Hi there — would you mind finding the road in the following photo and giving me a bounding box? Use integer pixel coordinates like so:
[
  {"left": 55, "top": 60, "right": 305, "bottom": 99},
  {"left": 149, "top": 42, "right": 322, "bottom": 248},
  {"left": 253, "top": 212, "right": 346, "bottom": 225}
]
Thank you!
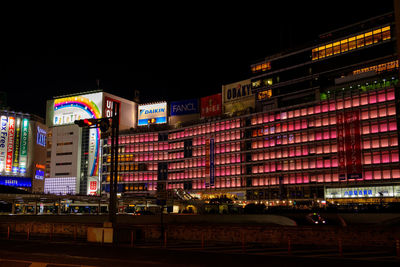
[{"left": 0, "top": 239, "right": 399, "bottom": 267}]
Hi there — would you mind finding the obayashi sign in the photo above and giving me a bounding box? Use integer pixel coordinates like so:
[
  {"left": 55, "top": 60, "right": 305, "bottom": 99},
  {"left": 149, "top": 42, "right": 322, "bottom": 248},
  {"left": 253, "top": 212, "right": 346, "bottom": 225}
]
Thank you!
[{"left": 222, "top": 79, "right": 253, "bottom": 103}]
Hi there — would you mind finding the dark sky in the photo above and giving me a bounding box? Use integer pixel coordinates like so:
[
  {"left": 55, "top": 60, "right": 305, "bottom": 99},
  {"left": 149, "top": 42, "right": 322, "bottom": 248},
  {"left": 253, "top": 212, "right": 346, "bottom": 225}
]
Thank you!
[{"left": 0, "top": 1, "right": 395, "bottom": 119}]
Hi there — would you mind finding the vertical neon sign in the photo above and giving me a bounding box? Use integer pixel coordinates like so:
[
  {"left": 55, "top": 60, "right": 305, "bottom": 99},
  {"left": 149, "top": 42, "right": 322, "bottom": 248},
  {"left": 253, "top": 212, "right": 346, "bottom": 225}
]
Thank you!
[
  {"left": 19, "top": 119, "right": 29, "bottom": 174},
  {"left": 12, "top": 118, "right": 21, "bottom": 173},
  {"left": 5, "top": 117, "right": 15, "bottom": 172},
  {"left": 0, "top": 116, "right": 8, "bottom": 172}
]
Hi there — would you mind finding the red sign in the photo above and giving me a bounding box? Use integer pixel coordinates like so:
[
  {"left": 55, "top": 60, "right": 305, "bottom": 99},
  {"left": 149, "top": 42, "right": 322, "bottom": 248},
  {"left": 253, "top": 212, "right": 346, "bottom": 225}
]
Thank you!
[
  {"left": 336, "top": 113, "right": 346, "bottom": 180},
  {"left": 205, "top": 139, "right": 210, "bottom": 187},
  {"left": 200, "top": 93, "right": 222, "bottom": 118},
  {"left": 104, "top": 96, "right": 121, "bottom": 120},
  {"left": 5, "top": 117, "right": 15, "bottom": 172},
  {"left": 344, "top": 110, "right": 362, "bottom": 179}
]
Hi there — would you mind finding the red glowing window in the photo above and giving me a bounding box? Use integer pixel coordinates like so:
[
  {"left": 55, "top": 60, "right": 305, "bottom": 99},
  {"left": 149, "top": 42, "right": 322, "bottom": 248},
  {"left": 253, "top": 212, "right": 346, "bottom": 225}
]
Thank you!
[
  {"left": 389, "top": 121, "right": 397, "bottom": 131},
  {"left": 387, "top": 89, "right": 395, "bottom": 100},
  {"left": 369, "top": 93, "right": 377, "bottom": 104},
  {"left": 391, "top": 151, "right": 399, "bottom": 162}
]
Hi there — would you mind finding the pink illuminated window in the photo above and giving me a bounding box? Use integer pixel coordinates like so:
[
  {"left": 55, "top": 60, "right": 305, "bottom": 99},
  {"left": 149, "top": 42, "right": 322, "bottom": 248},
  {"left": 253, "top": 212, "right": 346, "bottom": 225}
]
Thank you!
[
  {"left": 329, "top": 102, "right": 336, "bottom": 111},
  {"left": 372, "top": 152, "right": 381, "bottom": 164},
  {"left": 364, "top": 153, "right": 371, "bottom": 164},
  {"left": 361, "top": 109, "right": 369, "bottom": 120},
  {"left": 360, "top": 96, "right": 368, "bottom": 106},
  {"left": 389, "top": 120, "right": 397, "bottom": 131},
  {"left": 380, "top": 122, "right": 388, "bottom": 132},
  {"left": 369, "top": 93, "right": 377, "bottom": 104},
  {"left": 387, "top": 89, "right": 395, "bottom": 100},
  {"left": 288, "top": 122, "right": 294, "bottom": 131},
  {"left": 344, "top": 99, "right": 352, "bottom": 108},
  {"left": 322, "top": 103, "right": 329, "bottom": 112},
  {"left": 317, "top": 158, "right": 323, "bottom": 168},
  {"left": 391, "top": 151, "right": 399, "bottom": 162},
  {"left": 382, "top": 151, "right": 390, "bottom": 163},
  {"left": 390, "top": 136, "right": 398, "bottom": 146},
  {"left": 364, "top": 171, "right": 373, "bottom": 180},
  {"left": 379, "top": 105, "right": 387, "bottom": 117},
  {"left": 323, "top": 130, "right": 330, "bottom": 140},
  {"left": 370, "top": 108, "right": 378, "bottom": 119},
  {"left": 315, "top": 118, "right": 321, "bottom": 127},
  {"left": 374, "top": 170, "right": 382, "bottom": 180},
  {"left": 336, "top": 100, "right": 343, "bottom": 110},
  {"left": 392, "top": 169, "right": 400, "bottom": 179},
  {"left": 352, "top": 97, "right": 360, "bottom": 107},
  {"left": 371, "top": 123, "right": 379, "bottom": 133},
  {"left": 378, "top": 92, "right": 386, "bottom": 102}
]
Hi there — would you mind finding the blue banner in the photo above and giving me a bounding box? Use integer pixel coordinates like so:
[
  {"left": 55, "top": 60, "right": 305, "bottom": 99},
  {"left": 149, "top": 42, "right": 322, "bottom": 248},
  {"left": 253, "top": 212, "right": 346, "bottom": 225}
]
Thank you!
[
  {"left": 0, "top": 176, "right": 31, "bottom": 187},
  {"left": 210, "top": 138, "right": 215, "bottom": 186},
  {"left": 170, "top": 99, "right": 199, "bottom": 116}
]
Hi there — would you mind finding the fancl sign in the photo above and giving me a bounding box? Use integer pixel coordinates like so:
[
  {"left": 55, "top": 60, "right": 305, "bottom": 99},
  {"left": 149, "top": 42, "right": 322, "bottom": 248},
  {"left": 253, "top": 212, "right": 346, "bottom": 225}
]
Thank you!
[
  {"left": 170, "top": 99, "right": 199, "bottom": 116},
  {"left": 138, "top": 102, "right": 167, "bottom": 126}
]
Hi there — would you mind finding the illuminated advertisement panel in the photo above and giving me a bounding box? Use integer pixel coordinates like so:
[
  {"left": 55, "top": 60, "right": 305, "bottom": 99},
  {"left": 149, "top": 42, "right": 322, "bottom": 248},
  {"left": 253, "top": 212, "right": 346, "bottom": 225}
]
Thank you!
[
  {"left": 170, "top": 99, "right": 199, "bottom": 116},
  {"left": 0, "top": 176, "right": 31, "bottom": 187},
  {"left": 104, "top": 96, "right": 121, "bottom": 120},
  {"left": 87, "top": 177, "right": 98, "bottom": 195},
  {"left": 5, "top": 117, "right": 15, "bottom": 173},
  {"left": 53, "top": 93, "right": 103, "bottom": 126},
  {"left": 12, "top": 118, "right": 21, "bottom": 173},
  {"left": 0, "top": 116, "right": 8, "bottom": 172},
  {"left": 344, "top": 110, "right": 362, "bottom": 179},
  {"left": 19, "top": 118, "right": 29, "bottom": 174},
  {"left": 200, "top": 93, "right": 222, "bottom": 118},
  {"left": 138, "top": 102, "right": 167, "bottom": 126},
  {"left": 53, "top": 93, "right": 102, "bottom": 177},
  {"left": 222, "top": 79, "right": 253, "bottom": 103}
]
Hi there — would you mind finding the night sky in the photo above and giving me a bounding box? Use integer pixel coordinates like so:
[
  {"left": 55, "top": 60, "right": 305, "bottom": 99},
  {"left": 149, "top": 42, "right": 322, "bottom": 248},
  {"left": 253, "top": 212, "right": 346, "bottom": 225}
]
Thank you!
[{"left": 0, "top": 1, "right": 395, "bottom": 119}]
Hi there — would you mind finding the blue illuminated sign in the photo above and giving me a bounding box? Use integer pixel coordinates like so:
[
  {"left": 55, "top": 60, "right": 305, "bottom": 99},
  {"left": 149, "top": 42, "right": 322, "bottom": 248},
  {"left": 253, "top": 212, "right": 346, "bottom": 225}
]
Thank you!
[
  {"left": 35, "top": 169, "right": 44, "bottom": 180},
  {"left": 37, "top": 126, "right": 47, "bottom": 147},
  {"left": 0, "top": 176, "right": 31, "bottom": 187},
  {"left": 170, "top": 99, "right": 199, "bottom": 116},
  {"left": 344, "top": 189, "right": 373, "bottom": 197}
]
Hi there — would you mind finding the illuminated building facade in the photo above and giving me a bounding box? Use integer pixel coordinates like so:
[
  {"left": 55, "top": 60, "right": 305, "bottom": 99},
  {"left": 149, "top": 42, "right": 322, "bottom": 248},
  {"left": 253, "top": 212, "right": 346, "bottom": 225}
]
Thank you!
[
  {"left": 102, "top": 12, "right": 400, "bottom": 204},
  {"left": 0, "top": 110, "right": 47, "bottom": 193}
]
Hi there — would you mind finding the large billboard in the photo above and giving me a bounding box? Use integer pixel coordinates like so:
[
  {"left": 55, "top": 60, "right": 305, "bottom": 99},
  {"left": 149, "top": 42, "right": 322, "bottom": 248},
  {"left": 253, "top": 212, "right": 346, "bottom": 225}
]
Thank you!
[
  {"left": 53, "top": 93, "right": 103, "bottom": 178},
  {"left": 222, "top": 79, "right": 255, "bottom": 114},
  {"left": 138, "top": 102, "right": 167, "bottom": 126},
  {"left": 200, "top": 93, "right": 222, "bottom": 118},
  {"left": 170, "top": 99, "right": 199, "bottom": 116},
  {"left": 53, "top": 93, "right": 103, "bottom": 126}
]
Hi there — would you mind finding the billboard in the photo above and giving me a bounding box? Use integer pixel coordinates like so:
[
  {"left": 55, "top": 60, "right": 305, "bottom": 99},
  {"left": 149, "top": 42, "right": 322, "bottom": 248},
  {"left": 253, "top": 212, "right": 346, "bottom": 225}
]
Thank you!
[
  {"left": 104, "top": 96, "right": 121, "bottom": 120},
  {"left": 0, "top": 176, "right": 31, "bottom": 187},
  {"left": 53, "top": 92, "right": 103, "bottom": 126},
  {"left": 200, "top": 93, "right": 222, "bottom": 118},
  {"left": 19, "top": 118, "right": 29, "bottom": 174},
  {"left": 12, "top": 118, "right": 21, "bottom": 173},
  {"left": 138, "top": 102, "right": 167, "bottom": 126},
  {"left": 170, "top": 99, "right": 199, "bottom": 116},
  {"left": 53, "top": 93, "right": 103, "bottom": 178},
  {"left": 0, "top": 116, "right": 8, "bottom": 172},
  {"left": 5, "top": 117, "right": 15, "bottom": 173},
  {"left": 222, "top": 79, "right": 253, "bottom": 103},
  {"left": 87, "top": 177, "right": 98, "bottom": 195}
]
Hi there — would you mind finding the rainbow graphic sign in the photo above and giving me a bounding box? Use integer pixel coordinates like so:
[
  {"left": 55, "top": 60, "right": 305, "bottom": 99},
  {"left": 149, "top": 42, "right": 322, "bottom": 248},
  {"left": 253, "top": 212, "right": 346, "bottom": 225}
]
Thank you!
[{"left": 53, "top": 93, "right": 103, "bottom": 176}]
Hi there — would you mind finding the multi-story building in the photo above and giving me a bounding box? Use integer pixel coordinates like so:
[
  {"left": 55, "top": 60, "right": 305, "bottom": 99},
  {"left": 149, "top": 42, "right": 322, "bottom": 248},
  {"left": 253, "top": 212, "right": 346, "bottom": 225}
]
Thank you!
[
  {"left": 45, "top": 91, "right": 137, "bottom": 195},
  {"left": 102, "top": 11, "right": 400, "bottom": 205},
  {"left": 0, "top": 110, "right": 47, "bottom": 193}
]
